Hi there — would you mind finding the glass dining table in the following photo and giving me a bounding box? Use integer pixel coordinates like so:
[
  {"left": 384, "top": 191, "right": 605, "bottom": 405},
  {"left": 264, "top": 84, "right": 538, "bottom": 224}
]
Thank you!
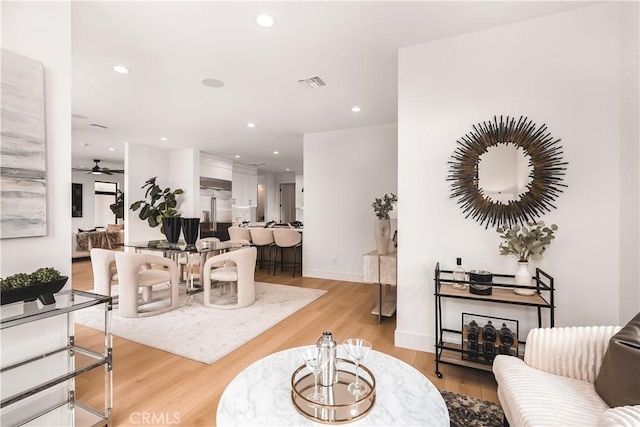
[{"left": 123, "top": 240, "right": 249, "bottom": 295}]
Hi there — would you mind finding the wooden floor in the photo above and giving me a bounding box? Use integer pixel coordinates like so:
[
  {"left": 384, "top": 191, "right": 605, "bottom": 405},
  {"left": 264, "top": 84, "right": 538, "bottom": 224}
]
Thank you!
[{"left": 72, "top": 259, "right": 498, "bottom": 426}]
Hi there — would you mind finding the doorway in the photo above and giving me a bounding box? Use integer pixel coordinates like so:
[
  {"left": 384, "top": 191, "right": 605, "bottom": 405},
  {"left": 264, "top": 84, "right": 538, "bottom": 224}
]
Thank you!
[
  {"left": 280, "top": 183, "right": 295, "bottom": 224},
  {"left": 94, "top": 181, "right": 117, "bottom": 226}
]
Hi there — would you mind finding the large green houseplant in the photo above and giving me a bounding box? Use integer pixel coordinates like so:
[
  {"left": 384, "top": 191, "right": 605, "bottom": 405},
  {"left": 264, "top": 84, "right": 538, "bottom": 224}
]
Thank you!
[
  {"left": 130, "top": 177, "right": 184, "bottom": 229},
  {"left": 109, "top": 189, "right": 125, "bottom": 220}
]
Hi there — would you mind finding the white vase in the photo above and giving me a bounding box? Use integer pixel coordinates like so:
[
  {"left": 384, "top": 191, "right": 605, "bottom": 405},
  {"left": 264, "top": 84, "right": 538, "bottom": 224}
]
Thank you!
[
  {"left": 514, "top": 261, "right": 535, "bottom": 296},
  {"left": 374, "top": 219, "right": 391, "bottom": 255}
]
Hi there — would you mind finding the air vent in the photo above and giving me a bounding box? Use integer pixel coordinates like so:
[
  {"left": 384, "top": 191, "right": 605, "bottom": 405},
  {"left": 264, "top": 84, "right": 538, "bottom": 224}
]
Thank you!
[
  {"left": 89, "top": 123, "right": 109, "bottom": 129},
  {"left": 298, "top": 76, "right": 326, "bottom": 89},
  {"left": 249, "top": 163, "right": 266, "bottom": 167}
]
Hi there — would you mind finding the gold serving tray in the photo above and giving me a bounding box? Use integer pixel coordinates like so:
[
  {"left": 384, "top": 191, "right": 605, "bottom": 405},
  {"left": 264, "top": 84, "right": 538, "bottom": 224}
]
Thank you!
[{"left": 291, "top": 358, "right": 376, "bottom": 424}]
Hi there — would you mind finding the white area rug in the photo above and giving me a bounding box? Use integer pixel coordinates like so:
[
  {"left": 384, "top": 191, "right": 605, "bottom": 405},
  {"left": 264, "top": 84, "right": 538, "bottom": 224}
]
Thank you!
[{"left": 74, "top": 282, "right": 326, "bottom": 364}]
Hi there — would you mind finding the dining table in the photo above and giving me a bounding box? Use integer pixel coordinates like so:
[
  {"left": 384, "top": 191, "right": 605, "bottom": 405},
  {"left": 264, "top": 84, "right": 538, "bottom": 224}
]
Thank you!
[{"left": 123, "top": 239, "right": 249, "bottom": 295}]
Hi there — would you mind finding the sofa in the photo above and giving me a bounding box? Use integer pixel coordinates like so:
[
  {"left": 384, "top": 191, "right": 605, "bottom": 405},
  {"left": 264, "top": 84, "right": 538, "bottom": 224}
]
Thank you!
[
  {"left": 493, "top": 323, "right": 640, "bottom": 426},
  {"left": 73, "top": 226, "right": 124, "bottom": 259}
]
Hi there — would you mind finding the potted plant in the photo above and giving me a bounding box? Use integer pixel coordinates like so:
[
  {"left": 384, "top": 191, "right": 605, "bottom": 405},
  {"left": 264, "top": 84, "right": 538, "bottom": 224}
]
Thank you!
[
  {"left": 372, "top": 193, "right": 397, "bottom": 254},
  {"left": 497, "top": 221, "right": 558, "bottom": 295},
  {"left": 1, "top": 267, "right": 68, "bottom": 305},
  {"left": 130, "top": 177, "right": 184, "bottom": 243},
  {"left": 109, "top": 189, "right": 125, "bottom": 221}
]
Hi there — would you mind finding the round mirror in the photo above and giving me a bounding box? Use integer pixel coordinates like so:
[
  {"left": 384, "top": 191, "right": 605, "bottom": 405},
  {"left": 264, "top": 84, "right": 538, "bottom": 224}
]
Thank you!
[
  {"left": 448, "top": 116, "right": 567, "bottom": 228},
  {"left": 477, "top": 143, "right": 533, "bottom": 204}
]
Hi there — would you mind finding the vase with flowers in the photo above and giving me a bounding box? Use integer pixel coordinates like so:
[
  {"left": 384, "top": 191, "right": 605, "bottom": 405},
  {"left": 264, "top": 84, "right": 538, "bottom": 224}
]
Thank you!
[
  {"left": 372, "top": 193, "right": 397, "bottom": 254},
  {"left": 498, "top": 221, "right": 558, "bottom": 295}
]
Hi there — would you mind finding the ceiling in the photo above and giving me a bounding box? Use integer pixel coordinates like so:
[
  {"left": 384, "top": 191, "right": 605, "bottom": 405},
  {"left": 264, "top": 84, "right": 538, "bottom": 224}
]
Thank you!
[{"left": 71, "top": 1, "right": 593, "bottom": 175}]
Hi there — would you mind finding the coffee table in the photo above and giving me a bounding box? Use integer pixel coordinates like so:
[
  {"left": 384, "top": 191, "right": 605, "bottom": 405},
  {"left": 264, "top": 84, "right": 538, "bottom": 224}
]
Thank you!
[{"left": 217, "top": 346, "right": 449, "bottom": 426}]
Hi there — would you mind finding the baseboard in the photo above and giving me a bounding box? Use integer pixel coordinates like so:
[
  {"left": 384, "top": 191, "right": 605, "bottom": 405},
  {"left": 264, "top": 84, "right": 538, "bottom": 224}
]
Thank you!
[
  {"left": 303, "top": 269, "right": 362, "bottom": 283},
  {"left": 72, "top": 256, "right": 90, "bottom": 263},
  {"left": 394, "top": 328, "right": 434, "bottom": 353}
]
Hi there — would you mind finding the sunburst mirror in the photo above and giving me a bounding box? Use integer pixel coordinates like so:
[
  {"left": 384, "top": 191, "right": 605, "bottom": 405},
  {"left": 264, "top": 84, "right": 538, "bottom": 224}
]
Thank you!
[{"left": 447, "top": 116, "right": 567, "bottom": 228}]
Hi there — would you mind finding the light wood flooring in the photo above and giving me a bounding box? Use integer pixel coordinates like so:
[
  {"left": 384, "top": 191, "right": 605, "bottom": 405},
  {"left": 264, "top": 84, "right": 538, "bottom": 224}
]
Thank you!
[{"left": 71, "top": 259, "right": 498, "bottom": 426}]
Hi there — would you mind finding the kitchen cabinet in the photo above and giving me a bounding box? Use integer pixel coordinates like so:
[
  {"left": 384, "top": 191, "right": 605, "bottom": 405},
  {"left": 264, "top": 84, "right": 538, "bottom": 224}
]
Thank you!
[
  {"left": 232, "top": 172, "right": 257, "bottom": 207},
  {"left": 201, "top": 154, "right": 233, "bottom": 181},
  {"left": 0, "top": 290, "right": 113, "bottom": 426}
]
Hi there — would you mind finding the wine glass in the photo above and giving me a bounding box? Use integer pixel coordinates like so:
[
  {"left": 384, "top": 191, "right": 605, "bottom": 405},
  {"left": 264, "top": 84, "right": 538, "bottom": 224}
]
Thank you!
[
  {"left": 343, "top": 338, "right": 372, "bottom": 396},
  {"left": 299, "top": 346, "right": 329, "bottom": 403}
]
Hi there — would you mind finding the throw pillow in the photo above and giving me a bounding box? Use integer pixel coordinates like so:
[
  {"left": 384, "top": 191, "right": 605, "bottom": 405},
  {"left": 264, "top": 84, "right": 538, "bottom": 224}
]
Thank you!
[
  {"left": 595, "top": 312, "right": 640, "bottom": 407},
  {"left": 105, "top": 223, "right": 124, "bottom": 232}
]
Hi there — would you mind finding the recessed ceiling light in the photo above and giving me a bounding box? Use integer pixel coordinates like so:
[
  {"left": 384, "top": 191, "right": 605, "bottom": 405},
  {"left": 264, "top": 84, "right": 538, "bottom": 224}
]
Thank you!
[
  {"left": 234, "top": 155, "right": 241, "bottom": 158},
  {"left": 160, "top": 137, "right": 168, "bottom": 141},
  {"left": 112, "top": 65, "right": 131, "bottom": 74},
  {"left": 273, "top": 151, "right": 279, "bottom": 155},
  {"left": 351, "top": 106, "right": 362, "bottom": 113},
  {"left": 108, "top": 147, "right": 117, "bottom": 151},
  {"left": 285, "top": 168, "right": 291, "bottom": 171},
  {"left": 255, "top": 13, "right": 275, "bottom": 28},
  {"left": 247, "top": 122, "right": 257, "bottom": 128},
  {"left": 202, "top": 78, "right": 224, "bottom": 88}
]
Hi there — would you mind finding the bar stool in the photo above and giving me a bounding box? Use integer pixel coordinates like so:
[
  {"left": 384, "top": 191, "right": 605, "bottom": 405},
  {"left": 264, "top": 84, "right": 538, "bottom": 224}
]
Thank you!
[
  {"left": 272, "top": 229, "right": 302, "bottom": 277},
  {"left": 249, "top": 228, "right": 275, "bottom": 274},
  {"left": 228, "top": 226, "right": 252, "bottom": 242}
]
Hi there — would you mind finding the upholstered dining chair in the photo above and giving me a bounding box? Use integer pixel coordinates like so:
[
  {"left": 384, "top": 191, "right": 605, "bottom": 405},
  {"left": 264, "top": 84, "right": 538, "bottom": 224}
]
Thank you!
[
  {"left": 228, "top": 226, "right": 252, "bottom": 242},
  {"left": 114, "top": 251, "right": 180, "bottom": 318},
  {"left": 202, "top": 246, "right": 257, "bottom": 309},
  {"left": 249, "top": 228, "right": 275, "bottom": 274},
  {"left": 90, "top": 248, "right": 119, "bottom": 300},
  {"left": 272, "top": 229, "right": 303, "bottom": 277}
]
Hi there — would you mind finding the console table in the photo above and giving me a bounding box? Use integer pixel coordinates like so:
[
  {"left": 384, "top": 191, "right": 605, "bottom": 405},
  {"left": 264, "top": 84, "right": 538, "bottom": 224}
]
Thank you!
[
  {"left": 217, "top": 346, "right": 448, "bottom": 426},
  {"left": 362, "top": 250, "right": 397, "bottom": 323}
]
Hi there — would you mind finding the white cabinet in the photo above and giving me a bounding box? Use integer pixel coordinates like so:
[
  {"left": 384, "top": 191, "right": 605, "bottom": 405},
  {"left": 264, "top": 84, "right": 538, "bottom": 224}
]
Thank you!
[
  {"left": 201, "top": 154, "right": 233, "bottom": 181},
  {"left": 232, "top": 172, "right": 257, "bottom": 207}
]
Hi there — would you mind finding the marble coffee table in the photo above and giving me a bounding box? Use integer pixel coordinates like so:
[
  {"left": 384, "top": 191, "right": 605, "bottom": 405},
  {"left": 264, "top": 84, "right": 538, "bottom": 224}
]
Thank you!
[{"left": 217, "top": 346, "right": 449, "bottom": 426}]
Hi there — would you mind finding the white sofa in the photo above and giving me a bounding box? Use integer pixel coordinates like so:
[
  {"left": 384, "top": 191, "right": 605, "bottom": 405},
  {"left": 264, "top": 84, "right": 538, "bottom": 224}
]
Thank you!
[{"left": 493, "top": 326, "right": 640, "bottom": 427}]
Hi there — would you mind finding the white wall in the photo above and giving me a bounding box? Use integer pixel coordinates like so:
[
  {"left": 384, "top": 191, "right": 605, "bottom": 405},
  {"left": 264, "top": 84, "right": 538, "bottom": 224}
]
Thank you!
[
  {"left": 170, "top": 149, "right": 199, "bottom": 219},
  {"left": 71, "top": 171, "right": 124, "bottom": 231},
  {"left": 125, "top": 143, "right": 198, "bottom": 242},
  {"left": 618, "top": 1, "right": 640, "bottom": 323},
  {"left": 396, "top": 2, "right": 639, "bottom": 352},
  {"left": 1, "top": 1, "right": 71, "bottom": 423},
  {"left": 303, "top": 123, "right": 397, "bottom": 282}
]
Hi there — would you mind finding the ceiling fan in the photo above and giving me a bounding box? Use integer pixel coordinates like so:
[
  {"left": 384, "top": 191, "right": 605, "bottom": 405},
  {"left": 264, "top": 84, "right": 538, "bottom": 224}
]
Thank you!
[{"left": 73, "top": 159, "right": 124, "bottom": 175}]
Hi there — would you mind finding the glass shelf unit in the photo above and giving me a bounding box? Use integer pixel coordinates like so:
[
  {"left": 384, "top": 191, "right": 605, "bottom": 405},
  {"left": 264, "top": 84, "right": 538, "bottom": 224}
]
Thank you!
[
  {"left": 433, "top": 262, "right": 554, "bottom": 378},
  {"left": 0, "top": 290, "right": 112, "bottom": 426}
]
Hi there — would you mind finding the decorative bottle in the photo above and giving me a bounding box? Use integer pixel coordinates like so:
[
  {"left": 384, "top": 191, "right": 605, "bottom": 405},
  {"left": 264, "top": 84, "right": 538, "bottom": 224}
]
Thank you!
[
  {"left": 316, "top": 331, "right": 337, "bottom": 387},
  {"left": 452, "top": 257, "right": 467, "bottom": 289}
]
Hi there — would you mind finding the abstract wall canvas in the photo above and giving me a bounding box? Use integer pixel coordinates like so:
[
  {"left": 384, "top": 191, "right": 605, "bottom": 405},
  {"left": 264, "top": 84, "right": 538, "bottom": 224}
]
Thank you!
[{"left": 0, "top": 49, "right": 47, "bottom": 238}]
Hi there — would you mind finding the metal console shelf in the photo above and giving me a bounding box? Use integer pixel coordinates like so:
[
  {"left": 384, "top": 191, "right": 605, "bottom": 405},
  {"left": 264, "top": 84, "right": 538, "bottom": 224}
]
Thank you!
[
  {"left": 0, "top": 290, "right": 112, "bottom": 426},
  {"left": 434, "top": 262, "right": 554, "bottom": 378}
]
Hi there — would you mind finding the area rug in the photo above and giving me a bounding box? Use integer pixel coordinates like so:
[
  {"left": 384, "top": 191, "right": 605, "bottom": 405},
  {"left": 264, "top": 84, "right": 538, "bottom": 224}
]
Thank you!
[
  {"left": 441, "top": 390, "right": 504, "bottom": 427},
  {"left": 74, "top": 282, "right": 326, "bottom": 364}
]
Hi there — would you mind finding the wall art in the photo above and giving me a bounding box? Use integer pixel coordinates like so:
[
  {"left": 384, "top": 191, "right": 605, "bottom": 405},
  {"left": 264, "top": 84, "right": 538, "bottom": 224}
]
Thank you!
[{"left": 0, "top": 49, "right": 47, "bottom": 238}]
